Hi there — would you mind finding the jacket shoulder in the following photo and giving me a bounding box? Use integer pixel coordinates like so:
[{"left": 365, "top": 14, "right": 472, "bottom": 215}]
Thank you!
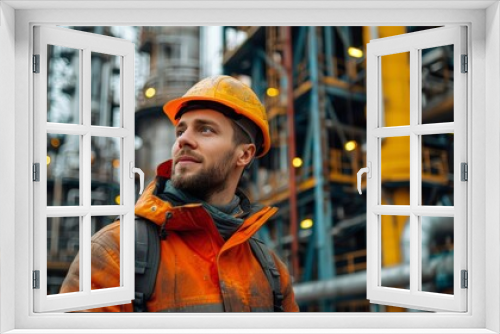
[{"left": 91, "top": 220, "right": 121, "bottom": 264}]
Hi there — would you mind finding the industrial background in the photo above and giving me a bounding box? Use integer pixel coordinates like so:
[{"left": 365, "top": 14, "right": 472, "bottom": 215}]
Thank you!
[{"left": 45, "top": 26, "right": 454, "bottom": 312}]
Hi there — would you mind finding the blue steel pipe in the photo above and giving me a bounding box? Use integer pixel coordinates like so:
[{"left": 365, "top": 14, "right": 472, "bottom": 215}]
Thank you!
[{"left": 308, "top": 26, "right": 335, "bottom": 281}]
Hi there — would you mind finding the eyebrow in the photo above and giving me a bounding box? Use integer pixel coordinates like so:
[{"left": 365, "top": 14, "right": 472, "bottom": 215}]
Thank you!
[{"left": 177, "top": 118, "right": 221, "bottom": 129}]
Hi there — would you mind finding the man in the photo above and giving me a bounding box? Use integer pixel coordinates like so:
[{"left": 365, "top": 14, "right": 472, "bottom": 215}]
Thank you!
[{"left": 60, "top": 75, "right": 299, "bottom": 312}]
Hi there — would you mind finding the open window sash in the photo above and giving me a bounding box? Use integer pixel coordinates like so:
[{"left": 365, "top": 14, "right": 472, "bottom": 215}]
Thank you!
[
  {"left": 33, "top": 26, "right": 136, "bottom": 312},
  {"left": 365, "top": 26, "right": 467, "bottom": 312}
]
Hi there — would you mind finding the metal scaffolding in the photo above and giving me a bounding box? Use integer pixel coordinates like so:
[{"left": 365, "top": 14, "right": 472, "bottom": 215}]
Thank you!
[
  {"left": 222, "top": 26, "right": 369, "bottom": 311},
  {"left": 221, "top": 26, "right": 454, "bottom": 312}
]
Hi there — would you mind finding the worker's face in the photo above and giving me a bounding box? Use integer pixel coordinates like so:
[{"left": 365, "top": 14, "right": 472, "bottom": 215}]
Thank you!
[{"left": 170, "top": 109, "right": 238, "bottom": 200}]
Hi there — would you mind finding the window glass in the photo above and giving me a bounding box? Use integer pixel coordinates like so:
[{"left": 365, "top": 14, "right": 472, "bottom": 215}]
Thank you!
[
  {"left": 47, "top": 217, "right": 81, "bottom": 294},
  {"left": 380, "top": 52, "right": 410, "bottom": 127},
  {"left": 91, "top": 52, "right": 121, "bottom": 127},
  {"left": 91, "top": 216, "right": 121, "bottom": 290},
  {"left": 47, "top": 45, "right": 80, "bottom": 124},
  {"left": 421, "top": 45, "right": 454, "bottom": 124},
  {"left": 381, "top": 136, "right": 410, "bottom": 205},
  {"left": 47, "top": 134, "right": 80, "bottom": 206},
  {"left": 421, "top": 134, "right": 454, "bottom": 206},
  {"left": 380, "top": 215, "right": 409, "bottom": 290},
  {"left": 91, "top": 137, "right": 121, "bottom": 205},
  {"left": 421, "top": 216, "right": 454, "bottom": 295}
]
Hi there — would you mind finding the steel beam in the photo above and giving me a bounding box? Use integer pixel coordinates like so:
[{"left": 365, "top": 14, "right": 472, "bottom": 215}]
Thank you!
[{"left": 308, "top": 26, "right": 335, "bottom": 281}]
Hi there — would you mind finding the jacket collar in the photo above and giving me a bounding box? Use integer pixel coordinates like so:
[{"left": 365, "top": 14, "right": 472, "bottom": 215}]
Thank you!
[{"left": 134, "top": 160, "right": 278, "bottom": 245}]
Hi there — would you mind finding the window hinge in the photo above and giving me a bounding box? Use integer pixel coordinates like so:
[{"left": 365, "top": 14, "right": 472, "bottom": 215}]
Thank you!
[
  {"left": 33, "top": 54, "right": 40, "bottom": 73},
  {"left": 33, "top": 270, "right": 40, "bottom": 289},
  {"left": 33, "top": 163, "right": 40, "bottom": 182},
  {"left": 461, "top": 270, "right": 468, "bottom": 289},
  {"left": 461, "top": 162, "right": 468, "bottom": 181},
  {"left": 461, "top": 54, "right": 468, "bottom": 73}
]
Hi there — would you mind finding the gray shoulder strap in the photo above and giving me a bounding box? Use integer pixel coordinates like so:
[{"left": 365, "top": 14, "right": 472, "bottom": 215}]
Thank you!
[
  {"left": 249, "top": 238, "right": 284, "bottom": 312},
  {"left": 133, "top": 217, "right": 160, "bottom": 312}
]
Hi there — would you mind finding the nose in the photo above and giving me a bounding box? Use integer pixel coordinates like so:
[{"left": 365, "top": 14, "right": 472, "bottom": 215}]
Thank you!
[{"left": 176, "top": 128, "right": 197, "bottom": 150}]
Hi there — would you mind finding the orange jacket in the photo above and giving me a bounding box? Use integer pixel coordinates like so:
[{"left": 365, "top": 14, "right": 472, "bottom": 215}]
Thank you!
[{"left": 61, "top": 160, "right": 299, "bottom": 312}]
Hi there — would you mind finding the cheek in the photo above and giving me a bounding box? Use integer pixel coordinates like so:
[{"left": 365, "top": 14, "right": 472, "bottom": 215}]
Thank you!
[{"left": 171, "top": 140, "right": 180, "bottom": 155}]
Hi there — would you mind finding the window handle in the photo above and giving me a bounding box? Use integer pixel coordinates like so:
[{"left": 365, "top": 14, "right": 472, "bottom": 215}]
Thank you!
[
  {"left": 357, "top": 162, "right": 371, "bottom": 195},
  {"left": 129, "top": 162, "right": 145, "bottom": 194}
]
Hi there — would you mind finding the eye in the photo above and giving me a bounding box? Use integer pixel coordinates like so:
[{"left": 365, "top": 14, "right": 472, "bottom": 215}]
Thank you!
[
  {"left": 175, "top": 129, "right": 184, "bottom": 137},
  {"left": 201, "top": 126, "right": 215, "bottom": 134}
]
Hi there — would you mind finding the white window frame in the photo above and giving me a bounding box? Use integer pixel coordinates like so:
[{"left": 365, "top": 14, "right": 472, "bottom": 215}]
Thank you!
[
  {"left": 1, "top": 2, "right": 499, "bottom": 333},
  {"left": 33, "top": 25, "right": 136, "bottom": 313},
  {"left": 365, "top": 26, "right": 467, "bottom": 312}
]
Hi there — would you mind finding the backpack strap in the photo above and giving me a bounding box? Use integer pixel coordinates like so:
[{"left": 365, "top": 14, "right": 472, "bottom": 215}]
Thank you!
[
  {"left": 249, "top": 238, "right": 284, "bottom": 312},
  {"left": 133, "top": 217, "right": 161, "bottom": 312}
]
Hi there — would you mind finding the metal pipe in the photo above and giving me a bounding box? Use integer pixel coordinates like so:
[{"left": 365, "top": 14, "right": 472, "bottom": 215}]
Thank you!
[
  {"left": 258, "top": 30, "right": 300, "bottom": 278},
  {"left": 402, "top": 216, "right": 454, "bottom": 264},
  {"left": 293, "top": 27, "right": 307, "bottom": 74},
  {"left": 293, "top": 253, "right": 453, "bottom": 302},
  {"left": 282, "top": 26, "right": 300, "bottom": 279},
  {"left": 308, "top": 26, "right": 334, "bottom": 281},
  {"left": 324, "top": 27, "right": 336, "bottom": 78}
]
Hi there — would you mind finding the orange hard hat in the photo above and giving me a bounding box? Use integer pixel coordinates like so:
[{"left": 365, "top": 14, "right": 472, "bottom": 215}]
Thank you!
[{"left": 163, "top": 75, "right": 271, "bottom": 158}]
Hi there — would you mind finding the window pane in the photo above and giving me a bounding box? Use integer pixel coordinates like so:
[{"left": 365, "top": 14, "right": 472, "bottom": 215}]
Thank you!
[
  {"left": 380, "top": 215, "right": 409, "bottom": 290},
  {"left": 421, "top": 134, "right": 454, "bottom": 206},
  {"left": 47, "top": 45, "right": 80, "bottom": 124},
  {"left": 421, "top": 216, "right": 454, "bottom": 295},
  {"left": 380, "top": 52, "right": 410, "bottom": 127},
  {"left": 91, "top": 137, "right": 121, "bottom": 205},
  {"left": 47, "top": 217, "right": 81, "bottom": 295},
  {"left": 91, "top": 52, "right": 121, "bottom": 127},
  {"left": 91, "top": 216, "right": 120, "bottom": 290},
  {"left": 421, "top": 45, "right": 454, "bottom": 124},
  {"left": 381, "top": 136, "right": 410, "bottom": 204},
  {"left": 47, "top": 134, "right": 80, "bottom": 206}
]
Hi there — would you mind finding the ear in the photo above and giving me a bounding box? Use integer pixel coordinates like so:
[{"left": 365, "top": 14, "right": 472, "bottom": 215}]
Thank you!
[{"left": 235, "top": 144, "right": 256, "bottom": 168}]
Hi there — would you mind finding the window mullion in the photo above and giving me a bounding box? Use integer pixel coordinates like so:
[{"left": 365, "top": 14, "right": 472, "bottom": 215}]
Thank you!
[
  {"left": 81, "top": 48, "right": 92, "bottom": 294},
  {"left": 365, "top": 47, "right": 379, "bottom": 299},
  {"left": 82, "top": 213, "right": 92, "bottom": 294},
  {"left": 409, "top": 48, "right": 419, "bottom": 295},
  {"left": 77, "top": 48, "right": 85, "bottom": 294}
]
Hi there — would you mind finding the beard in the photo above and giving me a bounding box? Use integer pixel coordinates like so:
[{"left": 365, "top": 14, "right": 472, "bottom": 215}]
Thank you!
[{"left": 171, "top": 148, "right": 236, "bottom": 202}]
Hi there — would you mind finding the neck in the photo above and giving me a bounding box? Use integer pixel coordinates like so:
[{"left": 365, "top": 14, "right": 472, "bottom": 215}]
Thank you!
[
  {"left": 206, "top": 186, "right": 237, "bottom": 206},
  {"left": 205, "top": 171, "right": 241, "bottom": 206}
]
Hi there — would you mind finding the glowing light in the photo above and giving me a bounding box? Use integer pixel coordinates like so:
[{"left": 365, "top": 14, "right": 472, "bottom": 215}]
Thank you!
[
  {"left": 300, "top": 218, "right": 314, "bottom": 229},
  {"left": 115, "top": 195, "right": 120, "bottom": 205},
  {"left": 145, "top": 87, "right": 156, "bottom": 99},
  {"left": 112, "top": 159, "right": 120, "bottom": 169},
  {"left": 292, "top": 157, "right": 303, "bottom": 168},
  {"left": 348, "top": 47, "right": 364, "bottom": 58},
  {"left": 345, "top": 140, "right": 357, "bottom": 152},
  {"left": 46, "top": 156, "right": 51, "bottom": 165},
  {"left": 266, "top": 87, "right": 279, "bottom": 97},
  {"left": 50, "top": 137, "right": 60, "bottom": 148}
]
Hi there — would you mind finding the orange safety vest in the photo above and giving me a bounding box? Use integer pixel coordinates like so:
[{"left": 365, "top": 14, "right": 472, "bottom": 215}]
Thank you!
[{"left": 60, "top": 160, "right": 299, "bottom": 312}]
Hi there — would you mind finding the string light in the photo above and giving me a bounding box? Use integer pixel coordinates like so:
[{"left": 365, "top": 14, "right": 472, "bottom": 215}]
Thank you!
[
  {"left": 348, "top": 47, "right": 363, "bottom": 58},
  {"left": 266, "top": 87, "right": 279, "bottom": 97},
  {"left": 345, "top": 140, "right": 357, "bottom": 151},
  {"left": 145, "top": 87, "right": 156, "bottom": 98},
  {"left": 300, "top": 218, "right": 314, "bottom": 229},
  {"left": 292, "top": 157, "right": 303, "bottom": 168}
]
